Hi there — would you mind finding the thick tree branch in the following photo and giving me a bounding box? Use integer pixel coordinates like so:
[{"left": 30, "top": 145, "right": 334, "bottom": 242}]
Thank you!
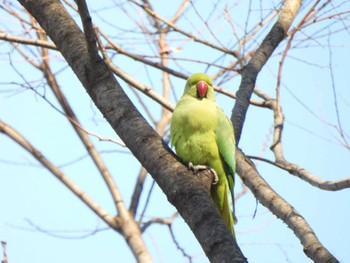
[
  {"left": 236, "top": 148, "right": 339, "bottom": 263},
  {"left": 17, "top": 0, "right": 247, "bottom": 262},
  {"left": 232, "top": 0, "right": 302, "bottom": 144}
]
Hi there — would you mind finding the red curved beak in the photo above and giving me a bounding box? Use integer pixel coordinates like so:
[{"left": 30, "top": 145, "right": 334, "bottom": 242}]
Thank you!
[{"left": 196, "top": 81, "right": 208, "bottom": 98}]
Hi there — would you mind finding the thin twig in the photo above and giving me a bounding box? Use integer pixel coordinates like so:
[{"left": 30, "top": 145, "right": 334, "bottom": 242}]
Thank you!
[
  {"left": 328, "top": 34, "right": 349, "bottom": 149},
  {"left": 24, "top": 219, "right": 110, "bottom": 239},
  {"left": 0, "top": 31, "right": 57, "bottom": 50},
  {"left": 141, "top": 212, "right": 178, "bottom": 232},
  {"left": 168, "top": 224, "right": 193, "bottom": 263},
  {"left": 129, "top": 0, "right": 240, "bottom": 58},
  {"left": 130, "top": 167, "right": 148, "bottom": 216}
]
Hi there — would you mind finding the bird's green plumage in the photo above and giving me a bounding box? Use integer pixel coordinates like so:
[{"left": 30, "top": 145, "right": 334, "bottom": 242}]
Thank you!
[{"left": 170, "top": 73, "right": 236, "bottom": 238}]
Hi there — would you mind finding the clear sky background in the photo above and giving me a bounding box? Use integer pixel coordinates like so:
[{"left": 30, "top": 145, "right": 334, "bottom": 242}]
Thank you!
[{"left": 1, "top": 1, "right": 350, "bottom": 263}]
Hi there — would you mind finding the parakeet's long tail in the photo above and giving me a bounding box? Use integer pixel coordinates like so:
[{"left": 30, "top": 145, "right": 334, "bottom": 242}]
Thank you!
[{"left": 211, "top": 183, "right": 235, "bottom": 239}]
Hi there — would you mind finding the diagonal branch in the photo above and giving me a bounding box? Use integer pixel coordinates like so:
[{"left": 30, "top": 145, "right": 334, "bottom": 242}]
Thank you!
[
  {"left": 0, "top": 31, "right": 57, "bottom": 50},
  {"left": 0, "top": 120, "right": 118, "bottom": 229},
  {"left": 236, "top": 148, "right": 339, "bottom": 263},
  {"left": 248, "top": 156, "right": 350, "bottom": 191},
  {"left": 232, "top": 0, "right": 302, "bottom": 144},
  {"left": 130, "top": 166, "right": 148, "bottom": 216},
  {"left": 99, "top": 29, "right": 187, "bottom": 79},
  {"left": 36, "top": 30, "right": 126, "bottom": 214},
  {"left": 75, "top": 0, "right": 99, "bottom": 62}
]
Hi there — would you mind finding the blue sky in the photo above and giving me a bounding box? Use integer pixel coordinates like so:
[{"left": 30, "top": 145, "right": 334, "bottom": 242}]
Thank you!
[{"left": 1, "top": 1, "right": 350, "bottom": 262}]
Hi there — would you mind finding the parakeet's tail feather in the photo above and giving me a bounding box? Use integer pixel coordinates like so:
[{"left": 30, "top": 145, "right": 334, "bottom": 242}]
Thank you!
[
  {"left": 222, "top": 187, "right": 236, "bottom": 238},
  {"left": 212, "top": 184, "right": 236, "bottom": 239},
  {"left": 230, "top": 188, "right": 238, "bottom": 225}
]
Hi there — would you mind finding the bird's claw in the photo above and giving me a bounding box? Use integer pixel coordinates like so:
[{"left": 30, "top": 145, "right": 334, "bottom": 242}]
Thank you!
[
  {"left": 188, "top": 162, "right": 218, "bottom": 185},
  {"left": 209, "top": 168, "right": 219, "bottom": 185}
]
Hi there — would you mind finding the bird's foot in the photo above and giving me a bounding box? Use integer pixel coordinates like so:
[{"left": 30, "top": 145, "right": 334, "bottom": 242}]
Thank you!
[{"left": 188, "top": 162, "right": 218, "bottom": 185}]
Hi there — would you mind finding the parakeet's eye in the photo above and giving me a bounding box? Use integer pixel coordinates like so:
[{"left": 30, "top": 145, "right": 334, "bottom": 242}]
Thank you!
[{"left": 196, "top": 81, "right": 208, "bottom": 98}]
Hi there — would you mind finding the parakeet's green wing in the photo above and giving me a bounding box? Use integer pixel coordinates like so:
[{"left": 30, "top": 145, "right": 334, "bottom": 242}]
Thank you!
[{"left": 216, "top": 107, "right": 236, "bottom": 220}]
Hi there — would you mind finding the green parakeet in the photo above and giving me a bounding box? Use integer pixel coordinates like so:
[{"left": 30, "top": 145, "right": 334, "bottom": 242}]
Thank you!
[{"left": 170, "top": 73, "right": 236, "bottom": 237}]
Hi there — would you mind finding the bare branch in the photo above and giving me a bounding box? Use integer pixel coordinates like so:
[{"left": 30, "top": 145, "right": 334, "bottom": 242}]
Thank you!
[
  {"left": 248, "top": 156, "right": 350, "bottom": 191},
  {"left": 254, "top": 80, "right": 350, "bottom": 191},
  {"left": 168, "top": 0, "right": 189, "bottom": 25},
  {"left": 167, "top": 223, "right": 193, "bottom": 263},
  {"left": 232, "top": 0, "right": 302, "bottom": 143},
  {"left": 75, "top": 0, "right": 99, "bottom": 62},
  {"left": 130, "top": 166, "right": 148, "bottom": 216},
  {"left": 328, "top": 35, "right": 350, "bottom": 149},
  {"left": 0, "top": 119, "right": 118, "bottom": 229},
  {"left": 236, "top": 148, "right": 339, "bottom": 263},
  {"left": 129, "top": 0, "right": 240, "bottom": 58},
  {"left": 106, "top": 57, "right": 175, "bottom": 112},
  {"left": 141, "top": 213, "right": 194, "bottom": 262},
  {"left": 23, "top": 219, "right": 109, "bottom": 239},
  {"left": 0, "top": 31, "right": 57, "bottom": 50},
  {"left": 138, "top": 180, "right": 156, "bottom": 225},
  {"left": 99, "top": 29, "right": 187, "bottom": 79},
  {"left": 36, "top": 29, "right": 127, "bottom": 214},
  {"left": 141, "top": 212, "right": 177, "bottom": 232}
]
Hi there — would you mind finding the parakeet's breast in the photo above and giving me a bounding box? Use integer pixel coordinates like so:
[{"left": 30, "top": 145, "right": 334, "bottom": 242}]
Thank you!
[{"left": 170, "top": 96, "right": 220, "bottom": 166}]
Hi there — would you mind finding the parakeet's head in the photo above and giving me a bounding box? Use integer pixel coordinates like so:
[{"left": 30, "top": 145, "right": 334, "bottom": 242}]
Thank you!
[{"left": 183, "top": 73, "right": 215, "bottom": 101}]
